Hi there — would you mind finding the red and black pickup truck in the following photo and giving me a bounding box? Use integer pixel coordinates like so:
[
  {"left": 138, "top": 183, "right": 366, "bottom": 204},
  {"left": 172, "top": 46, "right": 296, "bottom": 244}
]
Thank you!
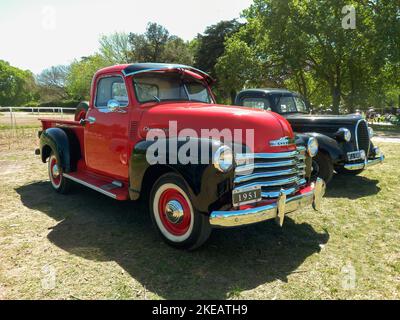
[{"left": 37, "top": 63, "right": 325, "bottom": 250}]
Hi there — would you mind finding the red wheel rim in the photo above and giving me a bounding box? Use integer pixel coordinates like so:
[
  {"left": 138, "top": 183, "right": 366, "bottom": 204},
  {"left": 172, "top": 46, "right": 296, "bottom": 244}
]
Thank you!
[
  {"left": 50, "top": 156, "right": 61, "bottom": 187},
  {"left": 158, "top": 188, "right": 191, "bottom": 236}
]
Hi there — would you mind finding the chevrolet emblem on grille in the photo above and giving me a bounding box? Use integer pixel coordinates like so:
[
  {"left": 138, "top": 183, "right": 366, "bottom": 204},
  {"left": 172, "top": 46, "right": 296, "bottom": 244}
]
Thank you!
[{"left": 269, "top": 137, "right": 294, "bottom": 147}]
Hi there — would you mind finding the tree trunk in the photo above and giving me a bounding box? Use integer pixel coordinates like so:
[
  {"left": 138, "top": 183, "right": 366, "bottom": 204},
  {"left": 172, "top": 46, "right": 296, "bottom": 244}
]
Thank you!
[{"left": 331, "top": 86, "right": 341, "bottom": 114}]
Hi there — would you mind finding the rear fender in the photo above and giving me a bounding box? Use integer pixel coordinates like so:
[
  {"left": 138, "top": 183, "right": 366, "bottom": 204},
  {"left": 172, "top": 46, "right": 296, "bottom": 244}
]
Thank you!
[{"left": 40, "top": 127, "right": 81, "bottom": 172}]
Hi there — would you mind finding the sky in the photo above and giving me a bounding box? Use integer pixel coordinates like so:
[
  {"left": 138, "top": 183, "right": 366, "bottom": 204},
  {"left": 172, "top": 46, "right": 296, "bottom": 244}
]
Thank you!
[{"left": 0, "top": 0, "right": 253, "bottom": 75}]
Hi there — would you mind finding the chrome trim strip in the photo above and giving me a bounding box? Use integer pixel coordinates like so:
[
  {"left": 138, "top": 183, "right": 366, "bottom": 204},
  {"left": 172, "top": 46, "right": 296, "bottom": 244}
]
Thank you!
[
  {"left": 261, "top": 187, "right": 298, "bottom": 199},
  {"left": 210, "top": 178, "right": 326, "bottom": 228},
  {"left": 236, "top": 150, "right": 301, "bottom": 160},
  {"left": 234, "top": 168, "right": 304, "bottom": 184},
  {"left": 63, "top": 174, "right": 117, "bottom": 199},
  {"left": 234, "top": 176, "right": 301, "bottom": 191},
  {"left": 343, "top": 153, "right": 385, "bottom": 171},
  {"left": 235, "top": 159, "right": 298, "bottom": 173}
]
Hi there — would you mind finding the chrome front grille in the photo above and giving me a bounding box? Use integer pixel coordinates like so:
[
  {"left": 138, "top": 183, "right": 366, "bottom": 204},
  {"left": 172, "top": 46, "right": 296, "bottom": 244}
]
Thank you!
[
  {"left": 234, "top": 147, "right": 307, "bottom": 199},
  {"left": 356, "top": 119, "right": 370, "bottom": 154}
]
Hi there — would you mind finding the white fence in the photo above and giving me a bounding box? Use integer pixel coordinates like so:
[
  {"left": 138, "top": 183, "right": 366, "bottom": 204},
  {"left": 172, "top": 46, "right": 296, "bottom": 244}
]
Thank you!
[{"left": 0, "top": 106, "right": 76, "bottom": 129}]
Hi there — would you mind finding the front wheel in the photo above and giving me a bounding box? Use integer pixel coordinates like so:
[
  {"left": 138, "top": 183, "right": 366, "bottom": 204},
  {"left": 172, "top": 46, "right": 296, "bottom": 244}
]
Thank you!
[
  {"left": 48, "top": 152, "right": 71, "bottom": 194},
  {"left": 149, "top": 173, "right": 211, "bottom": 250},
  {"left": 311, "top": 151, "right": 334, "bottom": 184}
]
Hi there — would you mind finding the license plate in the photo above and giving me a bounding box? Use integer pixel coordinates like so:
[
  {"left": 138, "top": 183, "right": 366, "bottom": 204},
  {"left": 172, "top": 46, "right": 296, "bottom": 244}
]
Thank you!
[
  {"left": 347, "top": 151, "right": 363, "bottom": 161},
  {"left": 233, "top": 186, "right": 262, "bottom": 206}
]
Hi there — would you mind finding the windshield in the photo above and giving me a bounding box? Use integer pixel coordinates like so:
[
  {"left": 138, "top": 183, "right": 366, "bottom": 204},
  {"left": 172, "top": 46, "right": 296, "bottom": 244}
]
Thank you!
[
  {"left": 272, "top": 94, "right": 309, "bottom": 114},
  {"left": 133, "top": 72, "right": 213, "bottom": 104}
]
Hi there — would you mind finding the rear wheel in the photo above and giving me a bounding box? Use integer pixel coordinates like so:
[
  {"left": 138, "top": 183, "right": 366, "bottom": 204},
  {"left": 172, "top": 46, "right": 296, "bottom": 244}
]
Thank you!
[
  {"left": 311, "top": 151, "right": 334, "bottom": 184},
  {"left": 48, "top": 152, "right": 71, "bottom": 194},
  {"left": 149, "top": 173, "right": 211, "bottom": 250}
]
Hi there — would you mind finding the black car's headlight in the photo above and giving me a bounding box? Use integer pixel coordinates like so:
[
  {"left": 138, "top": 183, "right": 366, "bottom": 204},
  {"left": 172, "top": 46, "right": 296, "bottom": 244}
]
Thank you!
[
  {"left": 307, "top": 137, "right": 319, "bottom": 157},
  {"left": 368, "top": 127, "right": 374, "bottom": 138},
  {"left": 336, "top": 128, "right": 352, "bottom": 142}
]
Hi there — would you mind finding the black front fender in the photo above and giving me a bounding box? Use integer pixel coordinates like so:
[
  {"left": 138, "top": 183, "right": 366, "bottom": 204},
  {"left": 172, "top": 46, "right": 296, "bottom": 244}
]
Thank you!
[
  {"left": 296, "top": 132, "right": 343, "bottom": 163},
  {"left": 129, "top": 138, "right": 240, "bottom": 213}
]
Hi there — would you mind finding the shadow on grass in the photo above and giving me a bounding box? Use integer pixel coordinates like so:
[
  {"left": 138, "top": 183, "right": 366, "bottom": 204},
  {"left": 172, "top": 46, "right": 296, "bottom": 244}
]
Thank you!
[
  {"left": 16, "top": 181, "right": 329, "bottom": 299},
  {"left": 326, "top": 174, "right": 381, "bottom": 199}
]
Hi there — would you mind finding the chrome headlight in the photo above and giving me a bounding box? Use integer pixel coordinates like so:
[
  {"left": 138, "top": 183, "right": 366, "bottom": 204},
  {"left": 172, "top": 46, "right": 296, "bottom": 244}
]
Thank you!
[
  {"left": 213, "top": 146, "right": 233, "bottom": 172},
  {"left": 368, "top": 127, "right": 374, "bottom": 138},
  {"left": 337, "top": 128, "right": 352, "bottom": 142},
  {"left": 307, "top": 137, "right": 319, "bottom": 157}
]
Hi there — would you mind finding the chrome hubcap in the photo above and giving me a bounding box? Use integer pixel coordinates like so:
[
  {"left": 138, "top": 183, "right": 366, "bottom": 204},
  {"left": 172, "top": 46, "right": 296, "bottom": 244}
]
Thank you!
[
  {"left": 52, "top": 164, "right": 60, "bottom": 178},
  {"left": 165, "top": 200, "right": 184, "bottom": 224}
]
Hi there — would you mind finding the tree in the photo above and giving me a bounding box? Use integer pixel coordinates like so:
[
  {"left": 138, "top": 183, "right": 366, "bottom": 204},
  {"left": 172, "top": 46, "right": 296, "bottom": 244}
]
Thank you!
[
  {"left": 0, "top": 60, "right": 37, "bottom": 106},
  {"left": 37, "top": 65, "right": 69, "bottom": 101},
  {"left": 128, "top": 23, "right": 194, "bottom": 64},
  {"left": 194, "top": 20, "right": 241, "bottom": 77},
  {"left": 99, "top": 32, "right": 131, "bottom": 64},
  {"left": 66, "top": 55, "right": 109, "bottom": 100},
  {"left": 219, "top": 0, "right": 399, "bottom": 113}
]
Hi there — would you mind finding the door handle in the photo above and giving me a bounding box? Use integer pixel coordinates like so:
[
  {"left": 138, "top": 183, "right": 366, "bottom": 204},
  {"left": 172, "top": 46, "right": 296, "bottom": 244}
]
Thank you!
[
  {"left": 79, "top": 117, "right": 96, "bottom": 126},
  {"left": 88, "top": 117, "right": 96, "bottom": 124}
]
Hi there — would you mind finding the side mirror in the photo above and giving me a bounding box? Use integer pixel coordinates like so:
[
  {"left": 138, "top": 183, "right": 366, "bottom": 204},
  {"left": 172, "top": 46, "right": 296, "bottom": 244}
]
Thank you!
[{"left": 107, "top": 99, "right": 120, "bottom": 110}]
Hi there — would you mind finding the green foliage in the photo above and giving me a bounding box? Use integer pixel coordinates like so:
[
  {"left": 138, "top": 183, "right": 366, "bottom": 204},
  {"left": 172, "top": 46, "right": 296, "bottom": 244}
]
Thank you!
[
  {"left": 66, "top": 55, "right": 110, "bottom": 100},
  {"left": 0, "top": 60, "right": 38, "bottom": 106},
  {"left": 194, "top": 20, "right": 241, "bottom": 77},
  {"left": 128, "top": 23, "right": 194, "bottom": 64},
  {"left": 99, "top": 32, "right": 131, "bottom": 64},
  {"left": 217, "top": 0, "right": 399, "bottom": 112}
]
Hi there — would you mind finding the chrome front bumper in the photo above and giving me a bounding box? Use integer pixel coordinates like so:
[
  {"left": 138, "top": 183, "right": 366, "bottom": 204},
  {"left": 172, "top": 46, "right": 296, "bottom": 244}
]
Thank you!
[
  {"left": 209, "top": 178, "right": 326, "bottom": 228},
  {"left": 344, "top": 152, "right": 385, "bottom": 171}
]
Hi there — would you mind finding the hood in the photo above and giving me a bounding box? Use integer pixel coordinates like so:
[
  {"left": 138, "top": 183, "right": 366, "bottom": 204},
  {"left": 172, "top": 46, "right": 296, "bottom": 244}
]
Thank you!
[
  {"left": 285, "top": 113, "right": 362, "bottom": 126},
  {"left": 139, "top": 102, "right": 295, "bottom": 153}
]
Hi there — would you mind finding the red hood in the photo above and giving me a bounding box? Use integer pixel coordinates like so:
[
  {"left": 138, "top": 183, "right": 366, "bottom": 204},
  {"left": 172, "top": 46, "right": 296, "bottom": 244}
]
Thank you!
[{"left": 139, "top": 102, "right": 295, "bottom": 153}]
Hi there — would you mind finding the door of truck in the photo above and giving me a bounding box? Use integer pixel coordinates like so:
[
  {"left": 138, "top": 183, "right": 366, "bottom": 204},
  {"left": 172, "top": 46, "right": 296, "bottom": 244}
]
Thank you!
[{"left": 84, "top": 74, "right": 130, "bottom": 179}]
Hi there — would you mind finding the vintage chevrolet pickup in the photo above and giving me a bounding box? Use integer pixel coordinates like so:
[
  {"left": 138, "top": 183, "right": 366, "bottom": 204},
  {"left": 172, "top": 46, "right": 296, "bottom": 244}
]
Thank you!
[
  {"left": 235, "top": 89, "right": 385, "bottom": 183},
  {"left": 37, "top": 63, "right": 325, "bottom": 250}
]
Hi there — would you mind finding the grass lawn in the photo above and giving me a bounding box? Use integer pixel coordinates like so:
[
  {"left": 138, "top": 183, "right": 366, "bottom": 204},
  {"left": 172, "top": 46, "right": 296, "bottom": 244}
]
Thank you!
[{"left": 0, "top": 127, "right": 399, "bottom": 300}]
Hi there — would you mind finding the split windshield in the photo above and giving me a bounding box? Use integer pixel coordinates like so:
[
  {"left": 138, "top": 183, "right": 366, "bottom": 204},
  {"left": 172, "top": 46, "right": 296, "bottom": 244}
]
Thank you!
[{"left": 133, "top": 72, "right": 213, "bottom": 104}]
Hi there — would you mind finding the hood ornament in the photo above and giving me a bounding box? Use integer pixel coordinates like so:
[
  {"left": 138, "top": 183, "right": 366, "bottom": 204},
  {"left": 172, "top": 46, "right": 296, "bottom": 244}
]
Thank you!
[{"left": 269, "top": 137, "right": 294, "bottom": 147}]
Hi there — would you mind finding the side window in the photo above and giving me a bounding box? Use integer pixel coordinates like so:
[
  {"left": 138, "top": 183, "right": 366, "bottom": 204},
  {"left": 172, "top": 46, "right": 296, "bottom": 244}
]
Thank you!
[
  {"left": 95, "top": 76, "right": 129, "bottom": 108},
  {"left": 242, "top": 98, "right": 271, "bottom": 111},
  {"left": 278, "top": 96, "right": 297, "bottom": 113}
]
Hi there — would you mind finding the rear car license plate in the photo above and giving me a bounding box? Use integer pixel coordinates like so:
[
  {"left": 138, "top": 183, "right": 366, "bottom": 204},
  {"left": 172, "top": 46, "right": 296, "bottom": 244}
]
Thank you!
[
  {"left": 347, "top": 151, "right": 363, "bottom": 161},
  {"left": 233, "top": 186, "right": 262, "bottom": 206}
]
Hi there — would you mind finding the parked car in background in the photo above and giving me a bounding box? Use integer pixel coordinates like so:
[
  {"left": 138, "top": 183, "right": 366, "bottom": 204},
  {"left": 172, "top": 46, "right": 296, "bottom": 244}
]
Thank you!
[
  {"left": 235, "top": 88, "right": 385, "bottom": 183},
  {"left": 36, "top": 64, "right": 325, "bottom": 250}
]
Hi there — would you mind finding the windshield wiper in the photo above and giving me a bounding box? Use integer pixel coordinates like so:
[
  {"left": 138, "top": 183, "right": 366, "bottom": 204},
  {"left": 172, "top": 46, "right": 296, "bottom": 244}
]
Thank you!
[{"left": 153, "top": 95, "right": 161, "bottom": 102}]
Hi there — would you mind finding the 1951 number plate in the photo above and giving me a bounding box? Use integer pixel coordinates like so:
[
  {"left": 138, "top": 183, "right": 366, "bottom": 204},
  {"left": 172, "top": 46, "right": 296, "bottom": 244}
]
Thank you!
[
  {"left": 233, "top": 186, "right": 262, "bottom": 206},
  {"left": 347, "top": 151, "right": 363, "bottom": 161}
]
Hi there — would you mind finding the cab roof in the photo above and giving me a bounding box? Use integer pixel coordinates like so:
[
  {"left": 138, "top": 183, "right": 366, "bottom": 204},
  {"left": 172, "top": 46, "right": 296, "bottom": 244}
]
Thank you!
[{"left": 97, "top": 63, "right": 215, "bottom": 84}]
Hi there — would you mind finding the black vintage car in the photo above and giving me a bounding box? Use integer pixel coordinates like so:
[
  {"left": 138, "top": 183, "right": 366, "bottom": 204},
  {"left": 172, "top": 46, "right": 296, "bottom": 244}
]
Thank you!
[{"left": 235, "top": 89, "right": 385, "bottom": 183}]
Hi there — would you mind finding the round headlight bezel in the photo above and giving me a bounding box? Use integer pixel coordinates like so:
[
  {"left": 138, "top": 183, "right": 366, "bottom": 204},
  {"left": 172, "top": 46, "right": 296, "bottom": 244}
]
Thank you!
[
  {"left": 338, "top": 128, "right": 352, "bottom": 142},
  {"left": 307, "top": 137, "right": 319, "bottom": 157},
  {"left": 213, "top": 146, "right": 233, "bottom": 173}
]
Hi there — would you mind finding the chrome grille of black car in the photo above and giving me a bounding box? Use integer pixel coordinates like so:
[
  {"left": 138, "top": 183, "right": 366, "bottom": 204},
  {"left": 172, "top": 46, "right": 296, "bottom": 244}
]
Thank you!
[
  {"left": 234, "top": 147, "right": 307, "bottom": 199},
  {"left": 356, "top": 120, "right": 370, "bottom": 154}
]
